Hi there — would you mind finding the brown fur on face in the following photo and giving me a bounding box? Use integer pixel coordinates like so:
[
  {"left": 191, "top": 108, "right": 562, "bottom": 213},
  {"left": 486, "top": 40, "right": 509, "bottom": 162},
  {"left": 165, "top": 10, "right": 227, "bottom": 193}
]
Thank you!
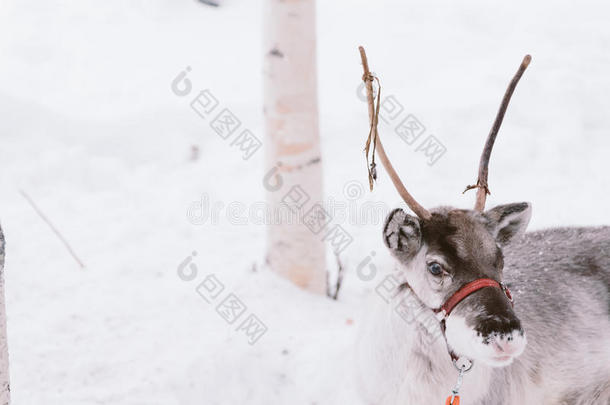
[
  {"left": 420, "top": 209, "right": 520, "bottom": 337},
  {"left": 422, "top": 209, "right": 503, "bottom": 287}
]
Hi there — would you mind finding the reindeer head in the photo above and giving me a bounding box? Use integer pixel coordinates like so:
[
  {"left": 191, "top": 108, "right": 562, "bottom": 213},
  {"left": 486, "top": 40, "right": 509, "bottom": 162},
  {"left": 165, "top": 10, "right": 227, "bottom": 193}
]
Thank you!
[
  {"left": 383, "top": 203, "right": 531, "bottom": 367},
  {"left": 358, "top": 49, "right": 533, "bottom": 367}
]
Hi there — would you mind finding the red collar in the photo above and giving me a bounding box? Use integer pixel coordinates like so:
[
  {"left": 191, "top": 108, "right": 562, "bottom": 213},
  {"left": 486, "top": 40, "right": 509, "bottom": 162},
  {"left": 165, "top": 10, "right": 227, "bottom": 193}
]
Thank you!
[{"left": 434, "top": 278, "right": 513, "bottom": 320}]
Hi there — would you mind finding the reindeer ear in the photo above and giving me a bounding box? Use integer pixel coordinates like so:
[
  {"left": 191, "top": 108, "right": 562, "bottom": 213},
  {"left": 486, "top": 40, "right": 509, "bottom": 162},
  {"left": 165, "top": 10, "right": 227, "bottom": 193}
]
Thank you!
[
  {"left": 484, "top": 202, "right": 532, "bottom": 246},
  {"left": 383, "top": 208, "right": 422, "bottom": 258}
]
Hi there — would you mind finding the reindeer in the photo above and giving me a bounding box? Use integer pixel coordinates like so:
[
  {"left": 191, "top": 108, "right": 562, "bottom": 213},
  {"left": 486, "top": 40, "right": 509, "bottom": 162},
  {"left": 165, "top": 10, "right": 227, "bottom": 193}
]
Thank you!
[{"left": 356, "top": 48, "right": 610, "bottom": 405}]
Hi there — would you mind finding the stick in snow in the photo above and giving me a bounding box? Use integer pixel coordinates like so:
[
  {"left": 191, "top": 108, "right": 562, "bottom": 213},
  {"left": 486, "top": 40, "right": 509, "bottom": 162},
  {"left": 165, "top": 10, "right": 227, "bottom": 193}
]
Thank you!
[{"left": 19, "top": 190, "right": 85, "bottom": 269}]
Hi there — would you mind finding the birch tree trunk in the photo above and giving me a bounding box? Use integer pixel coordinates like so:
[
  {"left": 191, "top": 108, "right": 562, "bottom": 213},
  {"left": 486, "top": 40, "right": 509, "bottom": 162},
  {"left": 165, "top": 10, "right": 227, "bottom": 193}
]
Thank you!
[
  {"left": 0, "top": 226, "right": 9, "bottom": 404},
  {"left": 263, "top": 0, "right": 326, "bottom": 293}
]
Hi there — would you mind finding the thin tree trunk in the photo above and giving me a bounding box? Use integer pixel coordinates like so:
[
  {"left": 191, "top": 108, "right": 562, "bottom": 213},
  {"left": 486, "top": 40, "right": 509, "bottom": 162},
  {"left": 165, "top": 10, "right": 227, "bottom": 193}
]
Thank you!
[
  {"left": 263, "top": 0, "right": 326, "bottom": 293},
  {"left": 0, "top": 225, "right": 10, "bottom": 404}
]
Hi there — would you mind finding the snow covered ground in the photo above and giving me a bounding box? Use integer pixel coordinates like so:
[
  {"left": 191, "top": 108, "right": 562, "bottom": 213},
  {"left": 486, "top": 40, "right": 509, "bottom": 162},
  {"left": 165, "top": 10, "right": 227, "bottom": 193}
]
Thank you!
[{"left": 0, "top": 0, "right": 609, "bottom": 403}]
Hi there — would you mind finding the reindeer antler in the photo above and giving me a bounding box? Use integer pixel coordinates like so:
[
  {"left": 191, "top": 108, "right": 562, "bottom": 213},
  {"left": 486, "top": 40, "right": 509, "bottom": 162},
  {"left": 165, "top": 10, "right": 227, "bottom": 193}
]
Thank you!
[
  {"left": 359, "top": 46, "right": 432, "bottom": 220},
  {"left": 464, "top": 55, "right": 532, "bottom": 212}
]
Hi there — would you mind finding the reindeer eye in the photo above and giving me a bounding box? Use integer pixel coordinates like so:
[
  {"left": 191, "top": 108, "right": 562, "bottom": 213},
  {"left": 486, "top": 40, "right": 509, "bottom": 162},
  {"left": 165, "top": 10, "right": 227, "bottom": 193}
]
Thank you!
[{"left": 427, "top": 262, "right": 443, "bottom": 276}]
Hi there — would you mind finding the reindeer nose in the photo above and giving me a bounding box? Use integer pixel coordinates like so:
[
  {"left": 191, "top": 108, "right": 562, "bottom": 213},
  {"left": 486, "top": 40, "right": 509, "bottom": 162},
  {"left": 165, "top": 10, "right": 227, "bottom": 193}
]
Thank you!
[
  {"left": 477, "top": 313, "right": 522, "bottom": 337},
  {"left": 482, "top": 327, "right": 527, "bottom": 363},
  {"left": 477, "top": 313, "right": 525, "bottom": 350},
  {"left": 491, "top": 331, "right": 525, "bottom": 354}
]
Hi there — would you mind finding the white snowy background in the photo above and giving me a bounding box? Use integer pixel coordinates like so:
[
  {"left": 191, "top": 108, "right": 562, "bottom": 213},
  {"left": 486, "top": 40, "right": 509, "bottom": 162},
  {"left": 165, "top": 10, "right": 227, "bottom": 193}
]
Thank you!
[{"left": 0, "top": 0, "right": 609, "bottom": 404}]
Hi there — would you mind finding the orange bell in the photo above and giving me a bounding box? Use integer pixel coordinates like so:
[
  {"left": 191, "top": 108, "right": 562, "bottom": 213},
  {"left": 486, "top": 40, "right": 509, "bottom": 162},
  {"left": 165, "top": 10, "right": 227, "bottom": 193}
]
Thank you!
[{"left": 445, "top": 395, "right": 460, "bottom": 405}]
